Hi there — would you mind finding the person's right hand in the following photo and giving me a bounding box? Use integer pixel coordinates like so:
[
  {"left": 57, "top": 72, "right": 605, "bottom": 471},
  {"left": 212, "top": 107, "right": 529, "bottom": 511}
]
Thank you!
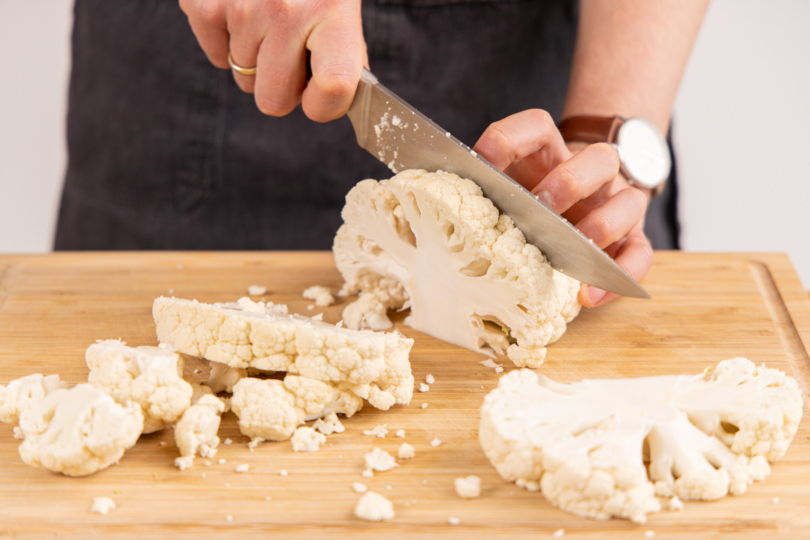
[{"left": 179, "top": 0, "right": 367, "bottom": 122}]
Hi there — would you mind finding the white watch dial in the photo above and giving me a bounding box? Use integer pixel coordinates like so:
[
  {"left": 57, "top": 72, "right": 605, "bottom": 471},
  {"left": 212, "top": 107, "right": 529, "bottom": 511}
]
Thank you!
[{"left": 615, "top": 118, "right": 672, "bottom": 189}]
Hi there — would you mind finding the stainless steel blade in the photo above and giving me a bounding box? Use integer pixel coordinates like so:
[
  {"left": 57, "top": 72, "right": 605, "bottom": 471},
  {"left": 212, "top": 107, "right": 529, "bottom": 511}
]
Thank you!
[{"left": 347, "top": 69, "right": 650, "bottom": 299}]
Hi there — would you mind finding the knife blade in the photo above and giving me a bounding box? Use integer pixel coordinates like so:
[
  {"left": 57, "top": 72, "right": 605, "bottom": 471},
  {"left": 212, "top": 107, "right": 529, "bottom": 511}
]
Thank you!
[{"left": 346, "top": 69, "right": 650, "bottom": 300}]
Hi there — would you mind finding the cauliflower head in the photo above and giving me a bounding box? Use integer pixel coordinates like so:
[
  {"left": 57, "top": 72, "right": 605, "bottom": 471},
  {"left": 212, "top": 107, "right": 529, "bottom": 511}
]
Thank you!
[
  {"left": 479, "top": 358, "right": 802, "bottom": 523},
  {"left": 230, "top": 375, "right": 362, "bottom": 441},
  {"left": 153, "top": 296, "right": 414, "bottom": 409},
  {"left": 0, "top": 373, "right": 68, "bottom": 425},
  {"left": 17, "top": 384, "right": 143, "bottom": 477},
  {"left": 333, "top": 169, "right": 581, "bottom": 368},
  {"left": 174, "top": 394, "right": 226, "bottom": 470},
  {"left": 86, "top": 340, "right": 193, "bottom": 434}
]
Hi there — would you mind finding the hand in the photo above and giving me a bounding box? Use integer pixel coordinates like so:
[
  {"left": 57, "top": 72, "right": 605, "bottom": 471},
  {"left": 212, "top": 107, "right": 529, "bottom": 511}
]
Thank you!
[
  {"left": 179, "top": 0, "right": 367, "bottom": 122},
  {"left": 472, "top": 109, "right": 654, "bottom": 309}
]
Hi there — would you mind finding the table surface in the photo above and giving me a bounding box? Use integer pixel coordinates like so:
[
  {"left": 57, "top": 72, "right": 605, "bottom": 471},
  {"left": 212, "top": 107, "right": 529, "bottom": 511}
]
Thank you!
[{"left": 0, "top": 251, "right": 809, "bottom": 539}]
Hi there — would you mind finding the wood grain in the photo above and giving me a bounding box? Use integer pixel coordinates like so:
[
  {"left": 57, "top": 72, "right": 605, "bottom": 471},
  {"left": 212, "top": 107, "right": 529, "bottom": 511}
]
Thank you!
[{"left": 0, "top": 251, "right": 808, "bottom": 540}]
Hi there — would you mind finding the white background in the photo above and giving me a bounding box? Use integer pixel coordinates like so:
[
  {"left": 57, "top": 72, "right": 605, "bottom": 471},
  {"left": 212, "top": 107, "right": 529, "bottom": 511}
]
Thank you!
[{"left": 1, "top": 0, "right": 808, "bottom": 287}]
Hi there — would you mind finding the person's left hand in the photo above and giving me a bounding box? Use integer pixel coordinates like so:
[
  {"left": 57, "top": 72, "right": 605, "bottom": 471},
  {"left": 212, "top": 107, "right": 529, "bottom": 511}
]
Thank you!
[{"left": 472, "top": 109, "right": 654, "bottom": 309}]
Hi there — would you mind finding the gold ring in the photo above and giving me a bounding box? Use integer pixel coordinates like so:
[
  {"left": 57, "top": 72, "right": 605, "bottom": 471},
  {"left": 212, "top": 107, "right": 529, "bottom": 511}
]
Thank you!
[{"left": 228, "top": 53, "right": 256, "bottom": 76}]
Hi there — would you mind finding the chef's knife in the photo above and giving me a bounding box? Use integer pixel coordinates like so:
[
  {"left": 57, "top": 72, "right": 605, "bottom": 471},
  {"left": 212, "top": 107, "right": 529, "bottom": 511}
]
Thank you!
[{"left": 346, "top": 69, "right": 650, "bottom": 300}]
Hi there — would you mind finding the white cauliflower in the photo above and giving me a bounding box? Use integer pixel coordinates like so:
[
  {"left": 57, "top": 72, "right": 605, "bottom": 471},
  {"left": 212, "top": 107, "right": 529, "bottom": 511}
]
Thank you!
[
  {"left": 455, "top": 475, "right": 481, "bottom": 498},
  {"left": 479, "top": 359, "right": 802, "bottom": 523},
  {"left": 313, "top": 412, "right": 345, "bottom": 435},
  {"left": 333, "top": 169, "right": 581, "bottom": 368},
  {"left": 303, "top": 285, "right": 335, "bottom": 307},
  {"left": 174, "top": 394, "right": 226, "bottom": 470},
  {"left": 206, "top": 362, "right": 247, "bottom": 394},
  {"left": 86, "top": 340, "right": 193, "bottom": 434},
  {"left": 398, "top": 442, "right": 415, "bottom": 459},
  {"left": 0, "top": 374, "right": 68, "bottom": 425},
  {"left": 17, "top": 384, "right": 143, "bottom": 477},
  {"left": 153, "top": 296, "right": 414, "bottom": 410},
  {"left": 365, "top": 447, "right": 398, "bottom": 472},
  {"left": 230, "top": 375, "right": 362, "bottom": 441},
  {"left": 354, "top": 491, "right": 395, "bottom": 522},
  {"left": 291, "top": 426, "right": 326, "bottom": 452}
]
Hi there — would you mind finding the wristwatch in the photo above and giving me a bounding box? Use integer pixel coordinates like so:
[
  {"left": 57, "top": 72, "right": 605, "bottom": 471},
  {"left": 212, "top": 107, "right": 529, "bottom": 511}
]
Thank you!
[{"left": 557, "top": 116, "right": 671, "bottom": 196}]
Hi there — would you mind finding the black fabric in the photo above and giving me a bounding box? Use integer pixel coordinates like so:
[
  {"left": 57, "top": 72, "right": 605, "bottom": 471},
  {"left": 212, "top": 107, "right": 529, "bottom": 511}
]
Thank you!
[{"left": 55, "top": 0, "right": 678, "bottom": 251}]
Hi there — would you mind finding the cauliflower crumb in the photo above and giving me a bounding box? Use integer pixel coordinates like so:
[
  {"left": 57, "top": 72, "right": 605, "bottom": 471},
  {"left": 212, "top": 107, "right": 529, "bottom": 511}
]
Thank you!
[
  {"left": 265, "top": 496, "right": 271, "bottom": 501},
  {"left": 303, "top": 285, "right": 335, "bottom": 307},
  {"left": 454, "top": 475, "right": 481, "bottom": 499},
  {"left": 248, "top": 437, "right": 264, "bottom": 451},
  {"left": 224, "top": 438, "right": 232, "bottom": 445},
  {"left": 313, "top": 412, "right": 345, "bottom": 435},
  {"left": 495, "top": 367, "right": 504, "bottom": 374},
  {"left": 552, "top": 530, "right": 565, "bottom": 538},
  {"left": 218, "top": 459, "right": 226, "bottom": 465},
  {"left": 175, "top": 456, "right": 193, "bottom": 471},
  {"left": 364, "top": 424, "right": 388, "bottom": 438},
  {"left": 353, "top": 482, "right": 368, "bottom": 493},
  {"left": 247, "top": 285, "right": 267, "bottom": 296},
  {"left": 419, "top": 383, "right": 429, "bottom": 393},
  {"left": 89, "top": 497, "right": 116, "bottom": 515},
  {"left": 644, "top": 532, "right": 656, "bottom": 539},
  {"left": 398, "top": 443, "right": 415, "bottom": 459},
  {"left": 354, "top": 491, "right": 395, "bottom": 522},
  {"left": 225, "top": 515, "right": 233, "bottom": 522},
  {"left": 311, "top": 313, "right": 324, "bottom": 321},
  {"left": 280, "top": 469, "right": 288, "bottom": 477},
  {"left": 201, "top": 473, "right": 206, "bottom": 478},
  {"left": 430, "top": 438, "right": 441, "bottom": 447},
  {"left": 307, "top": 305, "right": 315, "bottom": 311},
  {"left": 480, "top": 359, "right": 502, "bottom": 370},
  {"left": 669, "top": 497, "right": 683, "bottom": 511},
  {"left": 448, "top": 517, "right": 461, "bottom": 525},
  {"left": 365, "top": 448, "right": 399, "bottom": 472},
  {"left": 396, "top": 429, "right": 405, "bottom": 438},
  {"left": 773, "top": 497, "right": 781, "bottom": 504},
  {"left": 421, "top": 403, "right": 428, "bottom": 409},
  {"left": 426, "top": 374, "right": 435, "bottom": 384},
  {"left": 291, "top": 426, "right": 326, "bottom": 452},
  {"left": 362, "top": 469, "right": 374, "bottom": 478},
  {"left": 204, "top": 461, "right": 212, "bottom": 467},
  {"left": 386, "top": 485, "right": 392, "bottom": 490},
  {"left": 235, "top": 464, "right": 249, "bottom": 473}
]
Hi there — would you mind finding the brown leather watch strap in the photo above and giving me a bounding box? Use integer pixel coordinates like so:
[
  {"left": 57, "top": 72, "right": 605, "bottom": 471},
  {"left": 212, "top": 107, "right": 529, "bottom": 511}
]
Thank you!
[{"left": 558, "top": 116, "right": 625, "bottom": 144}]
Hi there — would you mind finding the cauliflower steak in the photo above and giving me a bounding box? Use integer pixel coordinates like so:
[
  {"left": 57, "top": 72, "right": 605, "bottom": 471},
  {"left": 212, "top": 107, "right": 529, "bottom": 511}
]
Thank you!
[
  {"left": 480, "top": 358, "right": 803, "bottom": 523},
  {"left": 334, "top": 169, "right": 581, "bottom": 367}
]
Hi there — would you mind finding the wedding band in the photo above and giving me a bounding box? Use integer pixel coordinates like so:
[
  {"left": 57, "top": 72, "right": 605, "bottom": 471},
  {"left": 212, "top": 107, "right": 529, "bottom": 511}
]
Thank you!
[{"left": 228, "top": 53, "right": 256, "bottom": 76}]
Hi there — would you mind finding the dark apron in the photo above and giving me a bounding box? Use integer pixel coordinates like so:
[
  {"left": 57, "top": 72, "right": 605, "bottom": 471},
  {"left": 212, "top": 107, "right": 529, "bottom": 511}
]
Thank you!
[{"left": 55, "top": 0, "right": 679, "bottom": 251}]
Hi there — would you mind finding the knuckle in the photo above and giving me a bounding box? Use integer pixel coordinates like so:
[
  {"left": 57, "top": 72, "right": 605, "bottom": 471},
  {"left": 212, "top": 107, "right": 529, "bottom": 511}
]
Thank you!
[
  {"left": 627, "top": 187, "right": 649, "bottom": 215},
  {"left": 528, "top": 108, "right": 554, "bottom": 129},
  {"left": 255, "top": 94, "right": 293, "bottom": 116},
  {"left": 316, "top": 66, "right": 359, "bottom": 99},
  {"left": 591, "top": 213, "right": 616, "bottom": 243},
  {"left": 592, "top": 142, "right": 621, "bottom": 172},
  {"left": 194, "top": 0, "right": 224, "bottom": 26},
  {"left": 554, "top": 166, "right": 581, "bottom": 198},
  {"left": 230, "top": 0, "right": 258, "bottom": 23}
]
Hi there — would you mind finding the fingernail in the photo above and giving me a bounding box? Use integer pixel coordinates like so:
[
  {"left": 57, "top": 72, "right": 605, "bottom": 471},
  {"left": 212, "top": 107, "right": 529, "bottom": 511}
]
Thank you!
[
  {"left": 536, "top": 190, "right": 554, "bottom": 208},
  {"left": 584, "top": 286, "right": 607, "bottom": 306}
]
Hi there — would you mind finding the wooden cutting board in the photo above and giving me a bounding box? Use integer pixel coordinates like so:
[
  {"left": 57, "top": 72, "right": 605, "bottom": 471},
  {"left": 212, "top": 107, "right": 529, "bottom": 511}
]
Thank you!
[{"left": 0, "top": 251, "right": 808, "bottom": 539}]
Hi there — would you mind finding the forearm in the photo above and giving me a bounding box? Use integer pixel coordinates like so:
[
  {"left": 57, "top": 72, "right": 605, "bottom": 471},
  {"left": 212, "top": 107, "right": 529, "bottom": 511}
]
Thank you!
[{"left": 562, "top": 0, "right": 709, "bottom": 133}]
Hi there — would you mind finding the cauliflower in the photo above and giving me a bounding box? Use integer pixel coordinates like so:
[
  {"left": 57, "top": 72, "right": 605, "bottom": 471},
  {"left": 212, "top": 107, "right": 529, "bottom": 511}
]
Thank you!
[
  {"left": 0, "top": 373, "right": 68, "bottom": 426},
  {"left": 17, "top": 384, "right": 143, "bottom": 477},
  {"left": 303, "top": 285, "right": 335, "bottom": 307},
  {"left": 333, "top": 169, "right": 581, "bottom": 368},
  {"left": 174, "top": 394, "right": 226, "bottom": 470},
  {"left": 207, "top": 362, "right": 247, "bottom": 394},
  {"left": 313, "top": 412, "right": 344, "bottom": 435},
  {"left": 230, "top": 375, "right": 362, "bottom": 441},
  {"left": 86, "top": 340, "right": 193, "bottom": 434},
  {"left": 354, "top": 491, "right": 395, "bottom": 522},
  {"left": 365, "top": 447, "right": 398, "bottom": 472},
  {"left": 455, "top": 475, "right": 481, "bottom": 499},
  {"left": 398, "top": 442, "right": 415, "bottom": 459},
  {"left": 479, "top": 359, "right": 802, "bottom": 523},
  {"left": 153, "top": 296, "right": 414, "bottom": 409},
  {"left": 291, "top": 426, "right": 326, "bottom": 452}
]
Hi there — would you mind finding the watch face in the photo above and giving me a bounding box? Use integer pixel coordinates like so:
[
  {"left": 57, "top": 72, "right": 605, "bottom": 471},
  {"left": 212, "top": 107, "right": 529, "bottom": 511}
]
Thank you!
[{"left": 615, "top": 118, "right": 672, "bottom": 189}]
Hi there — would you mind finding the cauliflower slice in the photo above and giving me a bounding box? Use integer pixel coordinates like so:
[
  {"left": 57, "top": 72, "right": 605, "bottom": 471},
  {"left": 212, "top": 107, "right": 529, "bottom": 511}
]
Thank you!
[
  {"left": 0, "top": 374, "right": 69, "bottom": 425},
  {"left": 17, "top": 384, "right": 143, "bottom": 477},
  {"left": 153, "top": 296, "right": 414, "bottom": 409},
  {"left": 174, "top": 394, "right": 226, "bottom": 470},
  {"left": 230, "top": 375, "right": 362, "bottom": 441},
  {"left": 480, "top": 359, "right": 802, "bottom": 523},
  {"left": 333, "top": 170, "right": 581, "bottom": 367},
  {"left": 86, "top": 340, "right": 193, "bottom": 434}
]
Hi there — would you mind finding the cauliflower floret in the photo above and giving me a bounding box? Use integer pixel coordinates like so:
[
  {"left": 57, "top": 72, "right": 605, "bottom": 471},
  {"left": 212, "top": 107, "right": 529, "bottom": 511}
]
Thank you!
[
  {"left": 479, "top": 359, "right": 802, "bottom": 523},
  {"left": 17, "top": 384, "right": 143, "bottom": 477},
  {"left": 174, "top": 394, "right": 226, "bottom": 470},
  {"left": 230, "top": 376, "right": 362, "bottom": 441},
  {"left": 153, "top": 296, "right": 414, "bottom": 410},
  {"left": 291, "top": 426, "right": 326, "bottom": 452},
  {"left": 0, "top": 374, "right": 69, "bottom": 425},
  {"left": 86, "top": 340, "right": 193, "bottom": 434},
  {"left": 333, "top": 170, "right": 581, "bottom": 367},
  {"left": 313, "top": 412, "right": 344, "bottom": 435},
  {"left": 206, "top": 362, "right": 247, "bottom": 394},
  {"left": 303, "top": 285, "right": 335, "bottom": 307}
]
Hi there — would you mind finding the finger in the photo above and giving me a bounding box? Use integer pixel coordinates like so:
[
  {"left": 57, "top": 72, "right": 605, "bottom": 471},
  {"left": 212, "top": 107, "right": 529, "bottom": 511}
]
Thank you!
[
  {"left": 225, "top": 1, "right": 268, "bottom": 94},
  {"left": 301, "top": 6, "right": 366, "bottom": 122},
  {"left": 575, "top": 187, "right": 648, "bottom": 249},
  {"left": 472, "top": 109, "right": 570, "bottom": 190},
  {"left": 253, "top": 19, "right": 307, "bottom": 116},
  {"left": 531, "top": 142, "right": 620, "bottom": 214},
  {"left": 580, "top": 228, "right": 653, "bottom": 308},
  {"left": 180, "top": 0, "right": 230, "bottom": 69}
]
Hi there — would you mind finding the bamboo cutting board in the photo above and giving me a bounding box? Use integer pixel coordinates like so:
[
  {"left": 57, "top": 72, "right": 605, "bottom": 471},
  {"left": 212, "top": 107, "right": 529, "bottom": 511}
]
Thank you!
[{"left": 0, "top": 251, "right": 809, "bottom": 540}]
